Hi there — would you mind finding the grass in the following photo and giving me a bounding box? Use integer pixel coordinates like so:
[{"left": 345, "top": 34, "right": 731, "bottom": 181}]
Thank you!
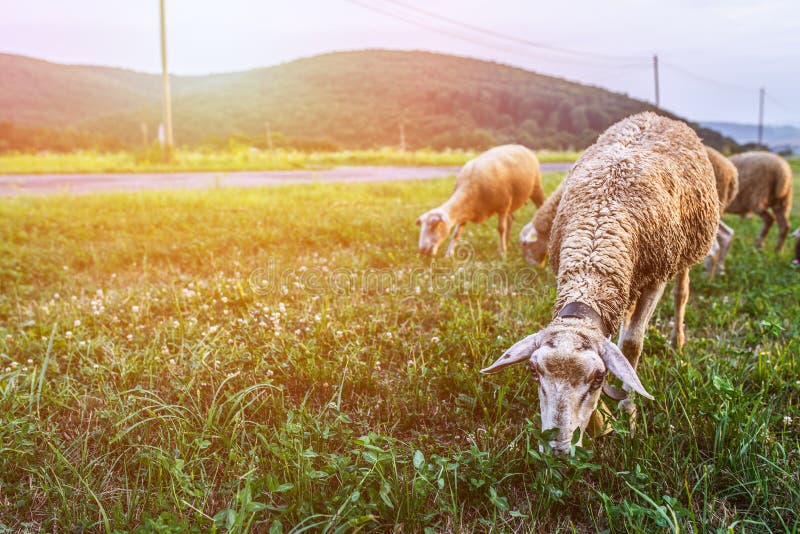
[
  {"left": 0, "top": 147, "right": 582, "bottom": 175},
  {"left": 0, "top": 169, "right": 798, "bottom": 532}
]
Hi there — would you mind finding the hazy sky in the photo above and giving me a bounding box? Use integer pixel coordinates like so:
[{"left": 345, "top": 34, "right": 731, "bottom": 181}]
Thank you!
[{"left": 1, "top": 0, "right": 798, "bottom": 128}]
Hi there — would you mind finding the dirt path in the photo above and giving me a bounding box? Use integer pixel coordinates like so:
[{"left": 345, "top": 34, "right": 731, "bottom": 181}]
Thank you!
[{"left": 0, "top": 163, "right": 573, "bottom": 196}]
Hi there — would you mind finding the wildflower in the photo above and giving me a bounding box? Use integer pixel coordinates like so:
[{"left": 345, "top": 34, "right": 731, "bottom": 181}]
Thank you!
[
  {"left": 79, "top": 341, "right": 86, "bottom": 347},
  {"left": 431, "top": 336, "right": 440, "bottom": 343},
  {"left": 26, "top": 358, "right": 33, "bottom": 364},
  {"left": 126, "top": 334, "right": 133, "bottom": 341},
  {"left": 5, "top": 334, "right": 12, "bottom": 342},
  {"left": 161, "top": 346, "right": 169, "bottom": 355},
  {"left": 54, "top": 292, "right": 61, "bottom": 299},
  {"left": 65, "top": 331, "right": 73, "bottom": 340},
  {"left": 221, "top": 296, "right": 228, "bottom": 303},
  {"left": 385, "top": 332, "right": 392, "bottom": 339},
  {"left": 784, "top": 416, "right": 793, "bottom": 425},
  {"left": 336, "top": 330, "right": 343, "bottom": 338},
  {"left": 266, "top": 369, "right": 274, "bottom": 377},
  {"left": 173, "top": 320, "right": 180, "bottom": 328},
  {"left": 169, "top": 358, "right": 176, "bottom": 365},
  {"left": 93, "top": 364, "right": 99, "bottom": 369},
  {"left": 73, "top": 319, "right": 81, "bottom": 327},
  {"left": 10, "top": 361, "right": 18, "bottom": 368},
  {"left": 132, "top": 305, "right": 140, "bottom": 313}
]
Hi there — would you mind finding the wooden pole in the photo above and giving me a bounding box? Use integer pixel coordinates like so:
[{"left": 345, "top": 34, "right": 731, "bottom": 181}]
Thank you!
[
  {"left": 160, "top": 0, "right": 174, "bottom": 159},
  {"left": 653, "top": 54, "right": 660, "bottom": 109}
]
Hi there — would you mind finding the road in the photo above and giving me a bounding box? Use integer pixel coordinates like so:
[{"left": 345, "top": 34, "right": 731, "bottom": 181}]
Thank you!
[{"left": 0, "top": 163, "right": 573, "bottom": 196}]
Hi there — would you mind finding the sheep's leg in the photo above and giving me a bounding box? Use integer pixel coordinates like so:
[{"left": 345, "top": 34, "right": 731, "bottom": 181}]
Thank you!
[
  {"left": 505, "top": 212, "right": 514, "bottom": 253},
  {"left": 755, "top": 210, "right": 775, "bottom": 249},
  {"left": 444, "top": 224, "right": 463, "bottom": 258},
  {"left": 669, "top": 269, "right": 690, "bottom": 351},
  {"left": 615, "top": 282, "right": 666, "bottom": 428},
  {"left": 497, "top": 212, "right": 509, "bottom": 256},
  {"left": 715, "top": 221, "right": 735, "bottom": 275},
  {"left": 704, "top": 237, "right": 720, "bottom": 279},
  {"left": 774, "top": 208, "right": 790, "bottom": 252}
]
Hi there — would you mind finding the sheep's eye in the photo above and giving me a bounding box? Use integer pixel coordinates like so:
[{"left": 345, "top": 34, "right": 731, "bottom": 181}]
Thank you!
[
  {"left": 527, "top": 361, "right": 540, "bottom": 381},
  {"left": 589, "top": 369, "right": 606, "bottom": 389}
]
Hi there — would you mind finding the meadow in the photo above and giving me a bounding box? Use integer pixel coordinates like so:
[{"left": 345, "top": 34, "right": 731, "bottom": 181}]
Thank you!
[
  {"left": 0, "top": 148, "right": 581, "bottom": 175},
  {"left": 0, "top": 169, "right": 798, "bottom": 532}
]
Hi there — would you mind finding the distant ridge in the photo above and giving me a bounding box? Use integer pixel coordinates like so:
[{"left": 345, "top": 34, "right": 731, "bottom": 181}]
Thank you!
[{"left": 0, "top": 50, "right": 738, "bottom": 151}]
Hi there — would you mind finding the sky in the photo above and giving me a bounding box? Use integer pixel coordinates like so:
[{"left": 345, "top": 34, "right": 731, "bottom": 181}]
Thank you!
[{"left": 1, "top": 0, "right": 798, "bottom": 127}]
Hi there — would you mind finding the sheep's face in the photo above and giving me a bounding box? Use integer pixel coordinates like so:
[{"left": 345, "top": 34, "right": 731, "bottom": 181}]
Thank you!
[
  {"left": 481, "top": 324, "right": 653, "bottom": 455},
  {"left": 519, "top": 221, "right": 548, "bottom": 266},
  {"left": 416, "top": 211, "right": 449, "bottom": 256}
]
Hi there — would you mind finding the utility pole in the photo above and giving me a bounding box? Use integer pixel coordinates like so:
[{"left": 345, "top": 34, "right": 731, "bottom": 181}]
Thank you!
[
  {"left": 265, "top": 122, "right": 273, "bottom": 152},
  {"left": 160, "top": 0, "right": 174, "bottom": 160},
  {"left": 653, "top": 54, "right": 660, "bottom": 109},
  {"left": 757, "top": 87, "right": 765, "bottom": 147}
]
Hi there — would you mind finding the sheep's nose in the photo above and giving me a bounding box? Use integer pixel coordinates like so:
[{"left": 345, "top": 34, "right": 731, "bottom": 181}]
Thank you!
[{"left": 549, "top": 441, "right": 572, "bottom": 456}]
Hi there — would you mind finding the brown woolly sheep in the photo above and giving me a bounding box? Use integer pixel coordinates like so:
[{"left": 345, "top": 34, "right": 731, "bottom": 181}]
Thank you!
[
  {"left": 482, "top": 113, "right": 719, "bottom": 454},
  {"left": 417, "top": 145, "right": 543, "bottom": 257},
  {"left": 704, "top": 146, "right": 739, "bottom": 278},
  {"left": 519, "top": 180, "right": 564, "bottom": 266},
  {"left": 726, "top": 151, "right": 793, "bottom": 252}
]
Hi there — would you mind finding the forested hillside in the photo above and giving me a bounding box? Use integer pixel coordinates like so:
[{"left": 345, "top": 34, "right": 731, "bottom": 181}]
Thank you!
[{"left": 0, "top": 50, "right": 738, "bottom": 152}]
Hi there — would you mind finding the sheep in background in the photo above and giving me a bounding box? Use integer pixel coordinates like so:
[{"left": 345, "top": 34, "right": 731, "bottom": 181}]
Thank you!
[
  {"left": 482, "top": 113, "right": 719, "bottom": 454},
  {"left": 520, "top": 180, "right": 564, "bottom": 266},
  {"left": 417, "top": 145, "right": 543, "bottom": 257},
  {"left": 704, "top": 146, "right": 739, "bottom": 278},
  {"left": 726, "top": 151, "right": 793, "bottom": 252}
]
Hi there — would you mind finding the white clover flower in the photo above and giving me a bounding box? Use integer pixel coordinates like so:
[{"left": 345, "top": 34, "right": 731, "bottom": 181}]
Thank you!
[
  {"left": 126, "top": 334, "right": 133, "bottom": 341},
  {"left": 784, "top": 416, "right": 793, "bottom": 425},
  {"left": 79, "top": 341, "right": 86, "bottom": 347},
  {"left": 385, "top": 332, "right": 392, "bottom": 339},
  {"left": 266, "top": 369, "right": 274, "bottom": 377},
  {"left": 93, "top": 363, "right": 99, "bottom": 369},
  {"left": 132, "top": 305, "right": 140, "bottom": 313},
  {"left": 26, "top": 358, "right": 33, "bottom": 364},
  {"left": 431, "top": 336, "right": 440, "bottom": 343},
  {"left": 335, "top": 330, "right": 343, "bottom": 338},
  {"left": 10, "top": 361, "right": 18, "bottom": 368},
  {"left": 65, "top": 331, "right": 73, "bottom": 340},
  {"left": 169, "top": 358, "right": 176, "bottom": 365},
  {"left": 173, "top": 320, "right": 180, "bottom": 328},
  {"left": 73, "top": 319, "right": 81, "bottom": 327}
]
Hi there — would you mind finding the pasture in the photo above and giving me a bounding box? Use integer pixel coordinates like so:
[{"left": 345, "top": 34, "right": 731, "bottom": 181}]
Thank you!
[{"left": 0, "top": 169, "right": 798, "bottom": 532}]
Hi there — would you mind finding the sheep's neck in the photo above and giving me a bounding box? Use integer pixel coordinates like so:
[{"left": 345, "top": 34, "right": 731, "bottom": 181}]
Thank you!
[
  {"left": 554, "top": 270, "right": 630, "bottom": 336},
  {"left": 439, "top": 193, "right": 472, "bottom": 228}
]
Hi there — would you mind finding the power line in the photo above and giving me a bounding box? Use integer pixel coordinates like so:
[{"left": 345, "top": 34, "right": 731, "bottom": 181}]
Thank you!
[
  {"left": 343, "top": 0, "right": 648, "bottom": 69},
  {"left": 378, "top": 0, "right": 646, "bottom": 63}
]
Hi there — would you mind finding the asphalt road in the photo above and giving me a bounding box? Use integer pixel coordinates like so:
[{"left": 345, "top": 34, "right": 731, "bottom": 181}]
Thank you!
[{"left": 0, "top": 163, "right": 573, "bottom": 196}]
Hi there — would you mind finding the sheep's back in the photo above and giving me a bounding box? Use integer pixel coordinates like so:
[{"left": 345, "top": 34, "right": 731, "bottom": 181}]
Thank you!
[
  {"left": 550, "top": 113, "right": 718, "bottom": 327},
  {"left": 706, "top": 146, "right": 739, "bottom": 213},
  {"left": 454, "top": 145, "right": 539, "bottom": 222}
]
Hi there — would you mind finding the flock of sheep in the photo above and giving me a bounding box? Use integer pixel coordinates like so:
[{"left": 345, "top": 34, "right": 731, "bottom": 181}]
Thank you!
[{"left": 416, "top": 112, "right": 796, "bottom": 454}]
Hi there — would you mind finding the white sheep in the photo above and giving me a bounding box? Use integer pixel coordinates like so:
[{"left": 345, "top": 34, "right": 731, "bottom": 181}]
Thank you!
[
  {"left": 482, "top": 113, "right": 719, "bottom": 454},
  {"left": 417, "top": 145, "right": 543, "bottom": 257}
]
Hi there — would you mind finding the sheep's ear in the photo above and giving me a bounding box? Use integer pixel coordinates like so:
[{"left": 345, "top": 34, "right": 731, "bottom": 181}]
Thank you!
[
  {"left": 599, "top": 339, "right": 654, "bottom": 400},
  {"left": 481, "top": 333, "right": 542, "bottom": 374},
  {"left": 416, "top": 217, "right": 422, "bottom": 226}
]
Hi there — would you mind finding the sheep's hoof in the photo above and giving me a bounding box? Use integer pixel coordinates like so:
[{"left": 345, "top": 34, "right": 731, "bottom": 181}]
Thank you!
[{"left": 669, "top": 330, "right": 685, "bottom": 352}]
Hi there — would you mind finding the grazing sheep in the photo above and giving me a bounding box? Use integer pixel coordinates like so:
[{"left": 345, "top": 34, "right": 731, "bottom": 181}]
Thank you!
[
  {"left": 417, "top": 145, "right": 543, "bottom": 257},
  {"left": 704, "top": 146, "right": 739, "bottom": 278},
  {"left": 726, "top": 151, "right": 793, "bottom": 252},
  {"left": 482, "top": 113, "right": 719, "bottom": 454},
  {"left": 520, "top": 180, "right": 564, "bottom": 266}
]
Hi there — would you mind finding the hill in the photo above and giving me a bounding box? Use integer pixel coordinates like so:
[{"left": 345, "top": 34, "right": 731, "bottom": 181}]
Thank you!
[
  {"left": 0, "top": 50, "right": 738, "bottom": 151},
  {"left": 701, "top": 121, "right": 800, "bottom": 154}
]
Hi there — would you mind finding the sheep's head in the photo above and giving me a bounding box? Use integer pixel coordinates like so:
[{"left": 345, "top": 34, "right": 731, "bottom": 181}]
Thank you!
[
  {"left": 519, "top": 221, "right": 548, "bottom": 266},
  {"left": 416, "top": 210, "right": 450, "bottom": 256},
  {"left": 481, "top": 321, "right": 653, "bottom": 455}
]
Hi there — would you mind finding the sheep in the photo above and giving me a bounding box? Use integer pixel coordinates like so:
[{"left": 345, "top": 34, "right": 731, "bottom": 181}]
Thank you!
[
  {"left": 481, "top": 112, "right": 719, "bottom": 454},
  {"left": 520, "top": 180, "right": 564, "bottom": 266},
  {"left": 726, "top": 151, "right": 793, "bottom": 252},
  {"left": 704, "top": 146, "right": 739, "bottom": 278},
  {"left": 417, "top": 145, "right": 543, "bottom": 257}
]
